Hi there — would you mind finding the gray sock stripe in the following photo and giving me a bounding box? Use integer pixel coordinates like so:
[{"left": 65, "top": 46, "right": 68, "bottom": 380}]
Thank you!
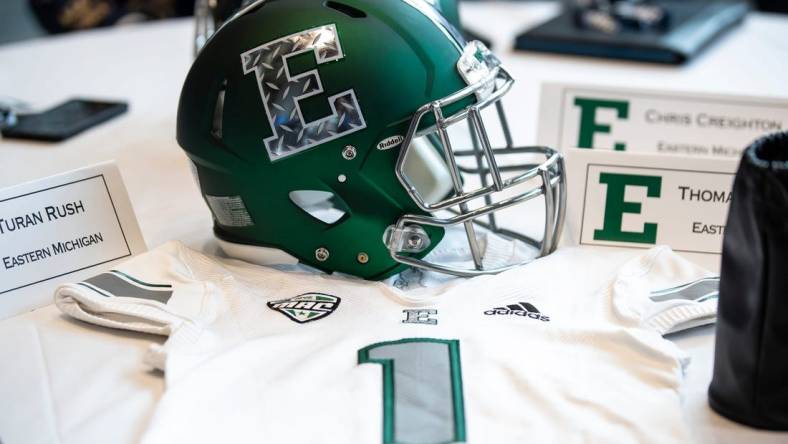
[{"left": 83, "top": 273, "right": 173, "bottom": 304}]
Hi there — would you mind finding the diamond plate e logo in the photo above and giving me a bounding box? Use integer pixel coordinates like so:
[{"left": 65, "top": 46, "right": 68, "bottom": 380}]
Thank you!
[
  {"left": 241, "top": 24, "right": 367, "bottom": 161},
  {"left": 267, "top": 293, "right": 341, "bottom": 324}
]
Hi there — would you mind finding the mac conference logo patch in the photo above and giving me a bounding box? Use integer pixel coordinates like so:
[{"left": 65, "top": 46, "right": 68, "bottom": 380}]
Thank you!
[{"left": 267, "top": 293, "right": 341, "bottom": 324}]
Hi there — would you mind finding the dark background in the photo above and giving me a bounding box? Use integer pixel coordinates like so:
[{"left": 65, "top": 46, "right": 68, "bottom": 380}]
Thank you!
[{"left": 1, "top": 0, "right": 786, "bottom": 46}]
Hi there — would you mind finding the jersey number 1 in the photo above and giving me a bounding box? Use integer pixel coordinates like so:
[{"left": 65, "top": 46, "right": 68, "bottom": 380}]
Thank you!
[{"left": 358, "top": 338, "right": 467, "bottom": 444}]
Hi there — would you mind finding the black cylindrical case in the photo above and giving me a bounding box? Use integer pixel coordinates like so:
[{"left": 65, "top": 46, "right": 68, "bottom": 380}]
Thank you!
[{"left": 709, "top": 131, "right": 788, "bottom": 429}]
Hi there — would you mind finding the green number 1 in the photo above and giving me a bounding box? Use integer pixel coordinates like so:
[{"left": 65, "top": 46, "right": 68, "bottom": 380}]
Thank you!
[{"left": 358, "top": 338, "right": 467, "bottom": 444}]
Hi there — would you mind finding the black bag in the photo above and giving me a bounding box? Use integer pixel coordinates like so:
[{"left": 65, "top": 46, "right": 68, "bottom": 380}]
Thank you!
[{"left": 709, "top": 131, "right": 788, "bottom": 430}]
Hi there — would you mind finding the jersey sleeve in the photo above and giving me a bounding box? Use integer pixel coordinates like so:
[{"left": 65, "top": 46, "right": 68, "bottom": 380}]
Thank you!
[
  {"left": 55, "top": 242, "right": 249, "bottom": 375},
  {"left": 612, "top": 246, "right": 718, "bottom": 336},
  {"left": 54, "top": 241, "right": 212, "bottom": 338}
]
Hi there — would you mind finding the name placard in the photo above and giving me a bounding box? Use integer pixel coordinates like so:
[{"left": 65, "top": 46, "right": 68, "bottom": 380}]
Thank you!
[
  {"left": 0, "top": 162, "right": 146, "bottom": 319},
  {"left": 538, "top": 83, "right": 788, "bottom": 158},
  {"left": 565, "top": 148, "right": 738, "bottom": 272}
]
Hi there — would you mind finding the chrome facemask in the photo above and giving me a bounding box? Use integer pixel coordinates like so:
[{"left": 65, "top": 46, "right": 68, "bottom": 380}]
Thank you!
[
  {"left": 194, "top": 0, "right": 217, "bottom": 55},
  {"left": 386, "top": 41, "right": 566, "bottom": 277},
  {"left": 194, "top": 0, "right": 257, "bottom": 55}
]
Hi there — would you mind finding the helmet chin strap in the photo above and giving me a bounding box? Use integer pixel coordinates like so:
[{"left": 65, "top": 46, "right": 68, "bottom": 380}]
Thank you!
[
  {"left": 217, "top": 223, "right": 533, "bottom": 284},
  {"left": 422, "top": 223, "right": 537, "bottom": 270},
  {"left": 387, "top": 225, "right": 537, "bottom": 290}
]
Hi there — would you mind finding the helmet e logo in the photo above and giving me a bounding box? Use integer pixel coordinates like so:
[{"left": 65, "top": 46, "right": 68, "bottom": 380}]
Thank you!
[{"left": 241, "top": 24, "right": 367, "bottom": 161}]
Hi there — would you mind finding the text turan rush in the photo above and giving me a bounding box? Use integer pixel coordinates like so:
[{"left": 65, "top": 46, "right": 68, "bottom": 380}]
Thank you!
[{"left": 0, "top": 201, "right": 86, "bottom": 235}]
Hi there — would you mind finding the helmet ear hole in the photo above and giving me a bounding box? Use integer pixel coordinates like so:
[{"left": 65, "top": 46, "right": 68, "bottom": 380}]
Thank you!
[
  {"left": 324, "top": 1, "right": 367, "bottom": 18},
  {"left": 289, "top": 190, "right": 349, "bottom": 225}
]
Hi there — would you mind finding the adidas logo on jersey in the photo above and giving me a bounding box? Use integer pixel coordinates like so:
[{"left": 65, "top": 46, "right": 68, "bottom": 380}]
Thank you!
[
  {"left": 484, "top": 302, "right": 550, "bottom": 322},
  {"left": 267, "top": 293, "right": 340, "bottom": 324}
]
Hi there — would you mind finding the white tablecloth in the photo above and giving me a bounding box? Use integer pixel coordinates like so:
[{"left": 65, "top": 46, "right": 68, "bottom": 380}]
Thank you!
[{"left": 1, "top": 2, "right": 787, "bottom": 443}]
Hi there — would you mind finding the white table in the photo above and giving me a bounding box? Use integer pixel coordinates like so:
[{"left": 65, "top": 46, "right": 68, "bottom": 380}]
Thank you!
[{"left": 1, "top": 2, "right": 787, "bottom": 443}]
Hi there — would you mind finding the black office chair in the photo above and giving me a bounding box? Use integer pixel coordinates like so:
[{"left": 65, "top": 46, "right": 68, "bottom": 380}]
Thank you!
[{"left": 28, "top": 0, "right": 194, "bottom": 35}]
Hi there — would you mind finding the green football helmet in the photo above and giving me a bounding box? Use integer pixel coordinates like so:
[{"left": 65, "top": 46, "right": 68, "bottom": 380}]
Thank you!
[{"left": 178, "top": 0, "right": 566, "bottom": 280}]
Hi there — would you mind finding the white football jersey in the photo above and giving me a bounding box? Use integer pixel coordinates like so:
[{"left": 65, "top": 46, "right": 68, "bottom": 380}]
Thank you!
[{"left": 56, "top": 242, "right": 715, "bottom": 444}]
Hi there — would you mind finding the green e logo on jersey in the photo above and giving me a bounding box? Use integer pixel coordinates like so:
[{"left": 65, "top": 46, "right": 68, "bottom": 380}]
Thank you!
[
  {"left": 574, "top": 98, "right": 630, "bottom": 151},
  {"left": 594, "top": 172, "right": 662, "bottom": 244}
]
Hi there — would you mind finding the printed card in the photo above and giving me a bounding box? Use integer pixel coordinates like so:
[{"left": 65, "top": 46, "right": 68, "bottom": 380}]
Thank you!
[
  {"left": 565, "top": 148, "right": 738, "bottom": 272},
  {"left": 0, "top": 162, "right": 146, "bottom": 318},
  {"left": 538, "top": 83, "right": 787, "bottom": 158}
]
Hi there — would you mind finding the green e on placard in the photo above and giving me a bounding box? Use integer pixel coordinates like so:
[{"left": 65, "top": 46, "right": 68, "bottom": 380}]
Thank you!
[
  {"left": 594, "top": 172, "right": 662, "bottom": 244},
  {"left": 574, "top": 98, "right": 630, "bottom": 151}
]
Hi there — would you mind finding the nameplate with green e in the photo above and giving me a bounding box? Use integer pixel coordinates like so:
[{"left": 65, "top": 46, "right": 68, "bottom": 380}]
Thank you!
[
  {"left": 0, "top": 162, "right": 146, "bottom": 319},
  {"left": 566, "top": 149, "right": 737, "bottom": 272},
  {"left": 538, "top": 83, "right": 788, "bottom": 158}
]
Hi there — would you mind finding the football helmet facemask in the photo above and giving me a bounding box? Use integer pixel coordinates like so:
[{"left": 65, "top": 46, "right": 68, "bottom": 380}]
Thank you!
[{"left": 178, "top": 0, "right": 566, "bottom": 280}]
